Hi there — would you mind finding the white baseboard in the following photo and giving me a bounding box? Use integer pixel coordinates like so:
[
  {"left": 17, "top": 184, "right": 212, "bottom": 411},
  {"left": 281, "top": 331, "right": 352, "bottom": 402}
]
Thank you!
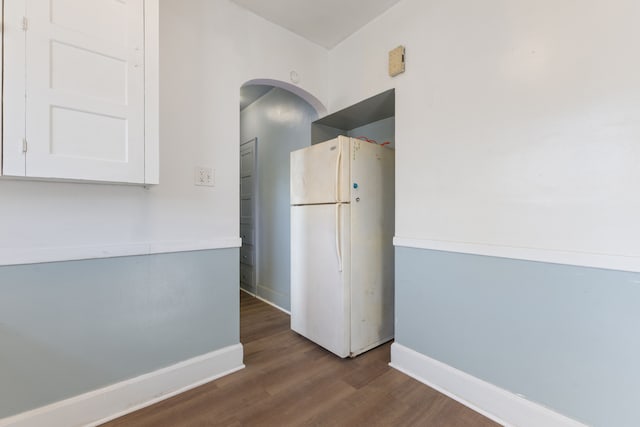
[
  {"left": 0, "top": 344, "right": 244, "bottom": 427},
  {"left": 240, "top": 287, "right": 291, "bottom": 315},
  {"left": 240, "top": 287, "right": 256, "bottom": 297},
  {"left": 255, "top": 295, "right": 291, "bottom": 315},
  {"left": 389, "top": 343, "right": 586, "bottom": 427}
]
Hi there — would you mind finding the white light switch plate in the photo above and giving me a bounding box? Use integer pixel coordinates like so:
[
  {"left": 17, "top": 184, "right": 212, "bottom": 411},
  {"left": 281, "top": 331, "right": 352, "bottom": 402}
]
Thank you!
[{"left": 195, "top": 167, "right": 215, "bottom": 187}]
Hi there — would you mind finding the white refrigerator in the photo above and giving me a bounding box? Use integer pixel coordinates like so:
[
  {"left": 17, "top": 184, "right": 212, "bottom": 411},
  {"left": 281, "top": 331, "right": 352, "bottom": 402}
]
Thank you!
[{"left": 290, "top": 136, "right": 395, "bottom": 358}]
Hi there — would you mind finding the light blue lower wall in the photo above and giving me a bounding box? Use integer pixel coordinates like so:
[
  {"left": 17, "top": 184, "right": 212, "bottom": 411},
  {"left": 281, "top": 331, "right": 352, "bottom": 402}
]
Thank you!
[
  {"left": 0, "top": 249, "right": 239, "bottom": 419},
  {"left": 396, "top": 246, "right": 640, "bottom": 427}
]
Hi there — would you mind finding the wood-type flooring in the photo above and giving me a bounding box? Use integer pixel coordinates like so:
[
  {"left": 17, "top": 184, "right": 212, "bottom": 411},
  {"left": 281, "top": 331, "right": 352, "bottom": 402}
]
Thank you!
[{"left": 103, "top": 291, "right": 498, "bottom": 426}]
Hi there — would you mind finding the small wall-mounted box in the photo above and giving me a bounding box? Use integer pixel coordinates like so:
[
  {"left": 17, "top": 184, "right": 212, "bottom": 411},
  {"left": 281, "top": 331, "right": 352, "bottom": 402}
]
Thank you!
[{"left": 389, "top": 46, "right": 405, "bottom": 77}]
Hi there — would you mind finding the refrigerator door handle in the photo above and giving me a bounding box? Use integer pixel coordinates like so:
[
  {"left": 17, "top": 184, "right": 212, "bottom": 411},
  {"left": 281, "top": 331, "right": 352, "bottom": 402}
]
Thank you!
[
  {"left": 335, "top": 203, "right": 343, "bottom": 272},
  {"left": 335, "top": 141, "right": 342, "bottom": 202}
]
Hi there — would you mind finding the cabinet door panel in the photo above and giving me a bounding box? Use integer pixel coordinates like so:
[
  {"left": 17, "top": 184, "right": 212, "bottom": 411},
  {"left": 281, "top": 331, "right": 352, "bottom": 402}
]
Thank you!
[
  {"left": 50, "top": 0, "right": 128, "bottom": 46},
  {"left": 50, "top": 106, "right": 127, "bottom": 161},
  {"left": 50, "top": 40, "right": 127, "bottom": 104},
  {"left": 3, "top": 0, "right": 27, "bottom": 176},
  {"left": 25, "top": 0, "right": 145, "bottom": 182}
]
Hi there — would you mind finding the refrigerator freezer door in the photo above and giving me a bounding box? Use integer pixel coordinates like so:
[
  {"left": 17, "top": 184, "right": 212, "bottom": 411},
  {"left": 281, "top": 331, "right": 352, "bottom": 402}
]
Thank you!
[
  {"left": 291, "top": 203, "right": 351, "bottom": 358},
  {"left": 290, "top": 136, "right": 351, "bottom": 205}
]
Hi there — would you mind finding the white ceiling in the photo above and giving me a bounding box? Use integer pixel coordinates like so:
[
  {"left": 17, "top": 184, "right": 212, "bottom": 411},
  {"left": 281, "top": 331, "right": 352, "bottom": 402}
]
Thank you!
[{"left": 231, "top": 0, "right": 404, "bottom": 49}]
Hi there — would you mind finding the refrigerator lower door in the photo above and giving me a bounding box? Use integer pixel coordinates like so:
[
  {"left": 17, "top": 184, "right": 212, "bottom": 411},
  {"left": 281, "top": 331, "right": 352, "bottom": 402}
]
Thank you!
[{"left": 291, "top": 203, "right": 351, "bottom": 358}]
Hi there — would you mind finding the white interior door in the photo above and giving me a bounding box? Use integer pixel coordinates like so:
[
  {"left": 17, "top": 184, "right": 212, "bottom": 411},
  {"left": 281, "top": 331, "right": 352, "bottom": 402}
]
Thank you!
[
  {"left": 25, "top": 0, "right": 145, "bottom": 182},
  {"left": 290, "top": 203, "right": 351, "bottom": 357},
  {"left": 290, "top": 136, "right": 351, "bottom": 205},
  {"left": 240, "top": 138, "right": 257, "bottom": 294},
  {"left": 240, "top": 140, "right": 256, "bottom": 225}
]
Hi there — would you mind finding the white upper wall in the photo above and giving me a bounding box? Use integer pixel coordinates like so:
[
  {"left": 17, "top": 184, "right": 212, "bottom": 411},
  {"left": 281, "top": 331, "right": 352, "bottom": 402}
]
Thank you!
[
  {"left": 0, "top": 0, "right": 328, "bottom": 264},
  {"left": 329, "top": 0, "right": 640, "bottom": 271},
  {"left": 5, "top": 0, "right": 640, "bottom": 271}
]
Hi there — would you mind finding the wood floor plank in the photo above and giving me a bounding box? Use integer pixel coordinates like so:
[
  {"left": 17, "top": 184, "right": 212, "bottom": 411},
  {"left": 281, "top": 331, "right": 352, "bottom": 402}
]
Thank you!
[{"left": 102, "top": 291, "right": 499, "bottom": 427}]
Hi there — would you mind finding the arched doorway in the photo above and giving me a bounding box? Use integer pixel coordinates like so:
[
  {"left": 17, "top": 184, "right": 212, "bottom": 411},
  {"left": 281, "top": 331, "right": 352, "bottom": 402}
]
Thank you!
[
  {"left": 238, "top": 81, "right": 324, "bottom": 314},
  {"left": 241, "top": 78, "right": 327, "bottom": 117}
]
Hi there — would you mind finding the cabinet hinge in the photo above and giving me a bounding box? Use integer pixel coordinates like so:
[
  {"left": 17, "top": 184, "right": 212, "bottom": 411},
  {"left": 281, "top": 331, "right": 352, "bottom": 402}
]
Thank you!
[
  {"left": 21, "top": 16, "right": 28, "bottom": 31},
  {"left": 22, "top": 138, "right": 28, "bottom": 153}
]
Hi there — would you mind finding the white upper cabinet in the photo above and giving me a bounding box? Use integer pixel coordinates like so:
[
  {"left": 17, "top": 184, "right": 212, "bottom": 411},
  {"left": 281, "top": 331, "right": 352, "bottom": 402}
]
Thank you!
[{"left": 2, "top": 0, "right": 159, "bottom": 184}]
